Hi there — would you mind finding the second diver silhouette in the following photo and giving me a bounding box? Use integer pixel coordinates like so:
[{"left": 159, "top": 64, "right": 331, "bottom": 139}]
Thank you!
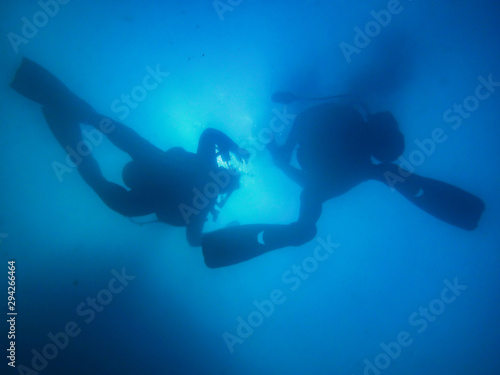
[
  {"left": 10, "top": 58, "right": 248, "bottom": 249},
  {"left": 202, "top": 97, "right": 485, "bottom": 268}
]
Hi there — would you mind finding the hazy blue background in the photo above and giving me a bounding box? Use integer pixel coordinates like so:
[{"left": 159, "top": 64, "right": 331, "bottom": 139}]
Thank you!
[{"left": 1, "top": 1, "right": 499, "bottom": 374}]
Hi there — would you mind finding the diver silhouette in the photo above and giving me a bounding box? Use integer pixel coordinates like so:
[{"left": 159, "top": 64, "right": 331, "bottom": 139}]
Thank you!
[
  {"left": 10, "top": 58, "right": 246, "bottom": 247},
  {"left": 202, "top": 96, "right": 485, "bottom": 268}
]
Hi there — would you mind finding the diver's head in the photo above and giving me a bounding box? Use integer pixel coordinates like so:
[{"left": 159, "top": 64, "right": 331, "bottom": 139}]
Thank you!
[{"left": 366, "top": 111, "right": 405, "bottom": 163}]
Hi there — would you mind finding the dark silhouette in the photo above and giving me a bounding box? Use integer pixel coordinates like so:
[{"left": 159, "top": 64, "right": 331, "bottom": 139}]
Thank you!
[
  {"left": 202, "top": 100, "right": 485, "bottom": 268},
  {"left": 10, "top": 58, "right": 245, "bottom": 247}
]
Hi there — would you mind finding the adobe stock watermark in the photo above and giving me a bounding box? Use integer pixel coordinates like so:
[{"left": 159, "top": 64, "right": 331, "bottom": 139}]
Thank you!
[
  {"left": 383, "top": 73, "right": 499, "bottom": 188},
  {"left": 213, "top": 0, "right": 244, "bottom": 21},
  {"left": 7, "top": 0, "right": 72, "bottom": 54},
  {"left": 0, "top": 233, "right": 8, "bottom": 244},
  {"left": 339, "top": 0, "right": 411, "bottom": 64},
  {"left": 354, "top": 277, "right": 467, "bottom": 375},
  {"left": 15, "top": 268, "right": 135, "bottom": 375},
  {"left": 51, "top": 64, "right": 169, "bottom": 182},
  {"left": 178, "top": 105, "right": 295, "bottom": 225},
  {"left": 223, "top": 235, "right": 340, "bottom": 354}
]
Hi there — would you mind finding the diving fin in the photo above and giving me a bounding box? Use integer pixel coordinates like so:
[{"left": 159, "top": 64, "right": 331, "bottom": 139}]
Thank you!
[
  {"left": 202, "top": 224, "right": 292, "bottom": 268},
  {"left": 10, "top": 58, "right": 94, "bottom": 120},
  {"left": 381, "top": 165, "right": 485, "bottom": 230}
]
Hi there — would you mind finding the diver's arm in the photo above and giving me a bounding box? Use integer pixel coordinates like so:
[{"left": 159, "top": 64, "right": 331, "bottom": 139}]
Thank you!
[
  {"left": 197, "top": 128, "right": 248, "bottom": 166},
  {"left": 298, "top": 189, "right": 323, "bottom": 226},
  {"left": 78, "top": 157, "right": 156, "bottom": 217},
  {"left": 97, "top": 184, "right": 157, "bottom": 217}
]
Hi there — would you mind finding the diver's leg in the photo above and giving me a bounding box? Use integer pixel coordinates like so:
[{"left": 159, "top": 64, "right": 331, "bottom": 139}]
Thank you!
[
  {"left": 42, "top": 105, "right": 84, "bottom": 154},
  {"left": 42, "top": 107, "right": 154, "bottom": 217},
  {"left": 262, "top": 189, "right": 321, "bottom": 247},
  {"left": 201, "top": 190, "right": 322, "bottom": 267},
  {"left": 297, "top": 188, "right": 323, "bottom": 230},
  {"left": 281, "top": 119, "right": 300, "bottom": 155},
  {"left": 78, "top": 157, "right": 155, "bottom": 217},
  {"left": 83, "top": 112, "right": 164, "bottom": 162},
  {"left": 10, "top": 58, "right": 162, "bottom": 163}
]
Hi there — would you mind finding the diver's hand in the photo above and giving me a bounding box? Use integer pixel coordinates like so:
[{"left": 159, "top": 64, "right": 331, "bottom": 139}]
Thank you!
[
  {"left": 234, "top": 146, "right": 250, "bottom": 164},
  {"left": 220, "top": 144, "right": 250, "bottom": 164}
]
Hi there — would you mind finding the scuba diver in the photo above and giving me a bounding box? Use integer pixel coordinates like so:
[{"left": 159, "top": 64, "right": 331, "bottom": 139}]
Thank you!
[
  {"left": 202, "top": 92, "right": 485, "bottom": 268},
  {"left": 10, "top": 58, "right": 246, "bottom": 247}
]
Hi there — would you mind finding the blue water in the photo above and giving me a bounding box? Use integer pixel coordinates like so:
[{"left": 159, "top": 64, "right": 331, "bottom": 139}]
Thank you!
[{"left": 1, "top": 1, "right": 499, "bottom": 374}]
